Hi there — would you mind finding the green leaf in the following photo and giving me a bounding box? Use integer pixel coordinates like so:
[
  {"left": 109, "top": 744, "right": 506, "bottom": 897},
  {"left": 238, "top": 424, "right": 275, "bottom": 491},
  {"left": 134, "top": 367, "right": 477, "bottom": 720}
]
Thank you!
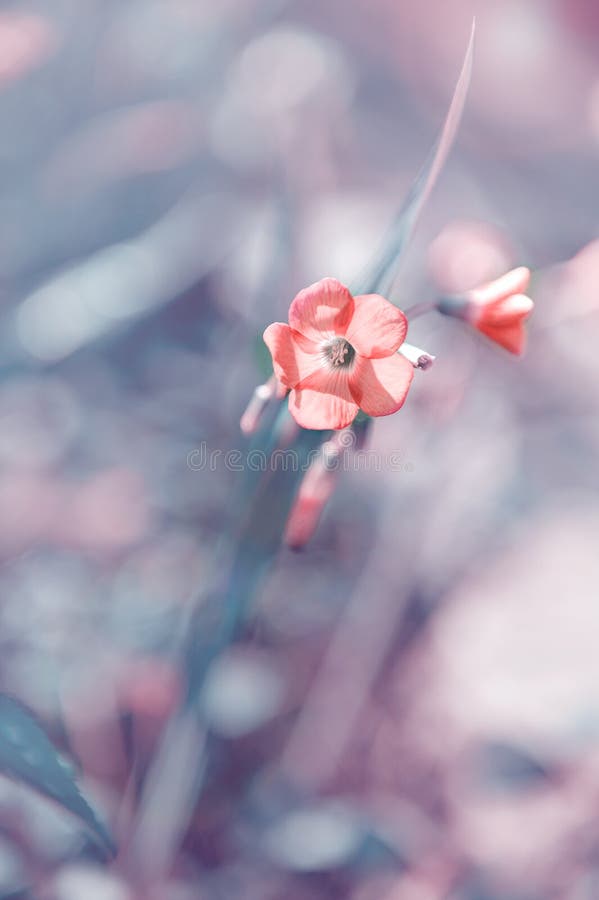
[{"left": 0, "top": 695, "right": 115, "bottom": 858}]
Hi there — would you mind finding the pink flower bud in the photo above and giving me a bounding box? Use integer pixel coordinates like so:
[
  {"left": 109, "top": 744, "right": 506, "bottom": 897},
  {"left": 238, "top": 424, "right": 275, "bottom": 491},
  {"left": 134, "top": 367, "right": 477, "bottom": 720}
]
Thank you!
[
  {"left": 240, "top": 376, "right": 285, "bottom": 435},
  {"left": 284, "top": 441, "right": 340, "bottom": 549},
  {"left": 439, "top": 267, "right": 534, "bottom": 355}
]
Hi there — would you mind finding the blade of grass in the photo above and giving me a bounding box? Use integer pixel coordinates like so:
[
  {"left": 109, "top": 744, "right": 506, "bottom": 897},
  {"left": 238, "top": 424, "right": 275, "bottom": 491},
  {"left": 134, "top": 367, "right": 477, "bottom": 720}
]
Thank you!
[{"left": 351, "top": 19, "right": 475, "bottom": 298}]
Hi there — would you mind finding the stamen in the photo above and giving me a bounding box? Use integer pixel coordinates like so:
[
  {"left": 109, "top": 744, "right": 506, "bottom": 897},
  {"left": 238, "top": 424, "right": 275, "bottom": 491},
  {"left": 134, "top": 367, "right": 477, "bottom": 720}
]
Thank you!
[{"left": 324, "top": 338, "right": 355, "bottom": 368}]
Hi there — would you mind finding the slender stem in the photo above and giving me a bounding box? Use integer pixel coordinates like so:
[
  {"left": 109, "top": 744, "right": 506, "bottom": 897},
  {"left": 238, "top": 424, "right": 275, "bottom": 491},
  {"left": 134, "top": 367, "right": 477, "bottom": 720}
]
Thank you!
[{"left": 403, "top": 299, "right": 437, "bottom": 319}]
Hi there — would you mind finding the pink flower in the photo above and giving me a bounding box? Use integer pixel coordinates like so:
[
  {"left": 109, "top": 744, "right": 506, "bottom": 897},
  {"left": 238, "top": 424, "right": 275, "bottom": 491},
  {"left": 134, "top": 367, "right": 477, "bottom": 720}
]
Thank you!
[
  {"left": 440, "top": 266, "right": 534, "bottom": 355},
  {"left": 263, "top": 278, "right": 414, "bottom": 430}
]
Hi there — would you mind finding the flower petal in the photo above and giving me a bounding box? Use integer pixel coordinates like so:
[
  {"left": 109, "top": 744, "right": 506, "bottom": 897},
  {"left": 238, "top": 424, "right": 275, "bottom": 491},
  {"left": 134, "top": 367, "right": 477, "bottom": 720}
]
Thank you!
[
  {"left": 475, "top": 293, "right": 534, "bottom": 326},
  {"left": 345, "top": 294, "right": 408, "bottom": 358},
  {"left": 263, "top": 323, "right": 321, "bottom": 388},
  {"left": 470, "top": 266, "right": 531, "bottom": 305},
  {"left": 289, "top": 367, "right": 358, "bottom": 430},
  {"left": 472, "top": 292, "right": 533, "bottom": 354},
  {"left": 349, "top": 353, "right": 414, "bottom": 417},
  {"left": 288, "top": 277, "right": 354, "bottom": 342},
  {"left": 477, "top": 321, "right": 528, "bottom": 355},
  {"left": 288, "top": 389, "right": 359, "bottom": 430}
]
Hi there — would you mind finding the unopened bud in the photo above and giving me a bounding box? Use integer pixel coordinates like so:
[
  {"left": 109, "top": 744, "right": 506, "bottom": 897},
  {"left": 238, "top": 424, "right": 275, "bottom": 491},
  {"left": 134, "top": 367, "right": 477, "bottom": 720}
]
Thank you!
[
  {"left": 437, "top": 267, "right": 533, "bottom": 354},
  {"left": 240, "top": 377, "right": 284, "bottom": 435},
  {"left": 398, "top": 341, "right": 436, "bottom": 370},
  {"left": 284, "top": 449, "right": 338, "bottom": 550}
]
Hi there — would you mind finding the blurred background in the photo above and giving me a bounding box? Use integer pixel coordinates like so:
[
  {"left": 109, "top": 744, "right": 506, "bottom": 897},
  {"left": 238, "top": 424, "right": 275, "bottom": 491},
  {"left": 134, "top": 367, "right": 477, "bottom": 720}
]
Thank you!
[{"left": 0, "top": 0, "right": 598, "bottom": 897}]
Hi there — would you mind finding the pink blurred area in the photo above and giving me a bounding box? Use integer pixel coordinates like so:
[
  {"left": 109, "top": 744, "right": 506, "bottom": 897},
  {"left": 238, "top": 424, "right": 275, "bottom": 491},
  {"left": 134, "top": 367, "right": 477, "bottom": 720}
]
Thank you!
[
  {"left": 0, "top": 11, "right": 59, "bottom": 86},
  {"left": 0, "top": 0, "right": 596, "bottom": 898}
]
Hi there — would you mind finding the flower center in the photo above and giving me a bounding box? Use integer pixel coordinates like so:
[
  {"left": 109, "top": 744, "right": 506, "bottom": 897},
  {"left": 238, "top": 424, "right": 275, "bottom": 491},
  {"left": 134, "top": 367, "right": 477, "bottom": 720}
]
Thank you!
[{"left": 324, "top": 337, "right": 355, "bottom": 368}]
